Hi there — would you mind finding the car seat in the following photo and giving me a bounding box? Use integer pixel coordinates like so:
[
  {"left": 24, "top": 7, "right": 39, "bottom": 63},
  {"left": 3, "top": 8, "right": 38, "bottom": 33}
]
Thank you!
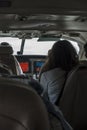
[
  {"left": 0, "top": 77, "right": 49, "bottom": 130},
  {"left": 59, "top": 63, "right": 87, "bottom": 130}
]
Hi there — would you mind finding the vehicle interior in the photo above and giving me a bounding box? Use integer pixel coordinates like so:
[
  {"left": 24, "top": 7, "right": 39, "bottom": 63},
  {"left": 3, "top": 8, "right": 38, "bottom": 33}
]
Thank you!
[{"left": 0, "top": 0, "right": 87, "bottom": 130}]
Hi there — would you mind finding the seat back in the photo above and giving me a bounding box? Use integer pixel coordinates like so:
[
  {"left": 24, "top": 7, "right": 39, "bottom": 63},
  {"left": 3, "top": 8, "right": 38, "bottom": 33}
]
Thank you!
[
  {"left": 0, "top": 77, "right": 49, "bottom": 130},
  {"left": 59, "top": 64, "right": 87, "bottom": 130}
]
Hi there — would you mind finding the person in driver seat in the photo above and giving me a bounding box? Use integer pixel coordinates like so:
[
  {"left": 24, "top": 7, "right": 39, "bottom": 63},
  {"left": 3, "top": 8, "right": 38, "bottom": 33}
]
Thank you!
[
  {"left": 0, "top": 42, "right": 23, "bottom": 75},
  {"left": 39, "top": 40, "right": 79, "bottom": 104}
]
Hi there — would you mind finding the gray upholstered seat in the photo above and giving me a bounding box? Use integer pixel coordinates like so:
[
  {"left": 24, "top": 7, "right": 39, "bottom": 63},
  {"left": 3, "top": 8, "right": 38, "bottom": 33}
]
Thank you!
[
  {"left": 59, "top": 64, "right": 87, "bottom": 130},
  {"left": 0, "top": 77, "right": 49, "bottom": 130}
]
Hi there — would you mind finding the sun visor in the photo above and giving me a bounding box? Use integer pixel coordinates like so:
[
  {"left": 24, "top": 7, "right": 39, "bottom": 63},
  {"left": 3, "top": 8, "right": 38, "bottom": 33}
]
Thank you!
[{"left": 38, "top": 34, "right": 62, "bottom": 41}]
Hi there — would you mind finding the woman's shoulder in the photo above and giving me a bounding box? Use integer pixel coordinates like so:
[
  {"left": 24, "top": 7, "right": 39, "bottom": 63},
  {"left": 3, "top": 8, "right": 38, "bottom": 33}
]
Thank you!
[
  {"left": 43, "top": 68, "right": 66, "bottom": 74},
  {"left": 41, "top": 68, "right": 66, "bottom": 80}
]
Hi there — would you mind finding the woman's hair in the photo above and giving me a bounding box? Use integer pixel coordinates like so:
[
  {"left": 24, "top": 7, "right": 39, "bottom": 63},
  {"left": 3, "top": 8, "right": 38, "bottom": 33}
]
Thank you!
[{"left": 40, "top": 40, "right": 79, "bottom": 76}]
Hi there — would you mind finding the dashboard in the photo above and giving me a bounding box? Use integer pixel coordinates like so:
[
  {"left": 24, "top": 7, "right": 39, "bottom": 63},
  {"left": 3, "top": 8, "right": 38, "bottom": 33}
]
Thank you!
[{"left": 16, "top": 55, "right": 46, "bottom": 79}]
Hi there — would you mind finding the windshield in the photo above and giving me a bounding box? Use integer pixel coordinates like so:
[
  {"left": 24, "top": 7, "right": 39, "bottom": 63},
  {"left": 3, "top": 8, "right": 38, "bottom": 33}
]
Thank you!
[
  {"left": 23, "top": 38, "right": 54, "bottom": 55},
  {"left": 0, "top": 37, "right": 21, "bottom": 55},
  {"left": 0, "top": 37, "right": 80, "bottom": 55}
]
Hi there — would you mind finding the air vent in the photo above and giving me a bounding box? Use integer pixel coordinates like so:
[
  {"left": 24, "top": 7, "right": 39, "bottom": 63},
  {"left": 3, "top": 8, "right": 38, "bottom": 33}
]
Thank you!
[{"left": 0, "top": 1, "right": 11, "bottom": 7}]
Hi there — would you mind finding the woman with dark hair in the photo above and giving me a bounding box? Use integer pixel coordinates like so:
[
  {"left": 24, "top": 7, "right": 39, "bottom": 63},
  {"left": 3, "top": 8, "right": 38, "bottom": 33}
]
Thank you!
[{"left": 39, "top": 40, "right": 79, "bottom": 104}]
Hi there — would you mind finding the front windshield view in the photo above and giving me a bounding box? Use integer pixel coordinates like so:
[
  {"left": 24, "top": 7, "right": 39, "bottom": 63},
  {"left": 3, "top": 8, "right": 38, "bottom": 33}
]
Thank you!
[{"left": 0, "top": 37, "right": 79, "bottom": 55}]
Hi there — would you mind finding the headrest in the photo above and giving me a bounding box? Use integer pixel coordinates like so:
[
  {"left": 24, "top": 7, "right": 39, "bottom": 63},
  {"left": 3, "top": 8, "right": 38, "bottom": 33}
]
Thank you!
[{"left": 0, "top": 42, "right": 13, "bottom": 54}]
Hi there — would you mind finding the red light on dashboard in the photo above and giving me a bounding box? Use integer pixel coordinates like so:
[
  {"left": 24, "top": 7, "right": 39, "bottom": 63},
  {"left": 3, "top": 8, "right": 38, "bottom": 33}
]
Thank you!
[{"left": 20, "top": 62, "right": 29, "bottom": 72}]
